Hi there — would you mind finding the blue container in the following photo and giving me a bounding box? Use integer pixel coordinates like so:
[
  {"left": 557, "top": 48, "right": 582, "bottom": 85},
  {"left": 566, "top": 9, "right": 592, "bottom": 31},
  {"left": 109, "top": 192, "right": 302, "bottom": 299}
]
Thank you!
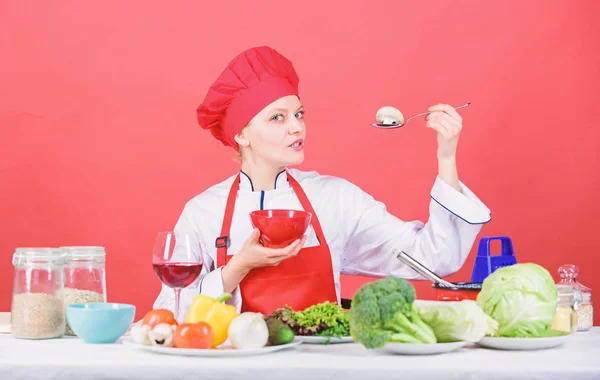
[
  {"left": 66, "top": 303, "right": 135, "bottom": 344},
  {"left": 470, "top": 236, "right": 517, "bottom": 283}
]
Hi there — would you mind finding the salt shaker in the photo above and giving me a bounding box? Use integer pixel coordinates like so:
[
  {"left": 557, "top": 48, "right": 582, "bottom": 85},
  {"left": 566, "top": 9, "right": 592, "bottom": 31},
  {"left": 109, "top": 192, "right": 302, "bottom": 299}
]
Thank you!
[{"left": 557, "top": 264, "right": 593, "bottom": 331}]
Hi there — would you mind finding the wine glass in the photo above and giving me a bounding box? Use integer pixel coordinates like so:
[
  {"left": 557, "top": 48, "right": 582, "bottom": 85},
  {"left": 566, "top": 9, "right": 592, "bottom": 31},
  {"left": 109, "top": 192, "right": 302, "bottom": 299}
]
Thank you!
[{"left": 152, "top": 231, "right": 203, "bottom": 322}]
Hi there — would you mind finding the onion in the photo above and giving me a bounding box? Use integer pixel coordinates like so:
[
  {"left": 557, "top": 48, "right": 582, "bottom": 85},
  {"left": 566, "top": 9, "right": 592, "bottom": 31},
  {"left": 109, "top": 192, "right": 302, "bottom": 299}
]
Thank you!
[{"left": 227, "top": 312, "right": 269, "bottom": 349}]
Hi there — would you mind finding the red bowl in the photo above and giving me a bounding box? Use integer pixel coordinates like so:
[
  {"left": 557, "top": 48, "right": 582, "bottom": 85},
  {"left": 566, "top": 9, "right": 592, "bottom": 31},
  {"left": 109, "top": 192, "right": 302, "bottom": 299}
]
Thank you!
[{"left": 249, "top": 209, "right": 312, "bottom": 248}]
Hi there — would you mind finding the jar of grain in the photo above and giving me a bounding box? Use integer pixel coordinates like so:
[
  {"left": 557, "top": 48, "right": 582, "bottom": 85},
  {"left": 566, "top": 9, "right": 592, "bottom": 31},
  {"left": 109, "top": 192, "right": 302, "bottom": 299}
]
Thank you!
[
  {"left": 11, "top": 248, "right": 66, "bottom": 339},
  {"left": 58, "top": 246, "right": 107, "bottom": 335},
  {"left": 577, "top": 292, "right": 594, "bottom": 331}
]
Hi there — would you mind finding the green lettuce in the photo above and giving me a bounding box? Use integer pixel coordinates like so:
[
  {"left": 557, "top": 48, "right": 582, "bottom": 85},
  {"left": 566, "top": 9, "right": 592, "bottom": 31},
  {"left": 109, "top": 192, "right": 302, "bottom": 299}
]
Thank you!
[
  {"left": 294, "top": 301, "right": 350, "bottom": 337},
  {"left": 476, "top": 263, "right": 557, "bottom": 337},
  {"left": 414, "top": 300, "right": 498, "bottom": 342}
]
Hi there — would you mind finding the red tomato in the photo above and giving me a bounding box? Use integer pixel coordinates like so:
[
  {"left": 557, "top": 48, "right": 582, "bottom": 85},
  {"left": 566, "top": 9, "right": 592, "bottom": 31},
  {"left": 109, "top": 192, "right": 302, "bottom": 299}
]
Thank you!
[
  {"left": 173, "top": 323, "right": 214, "bottom": 349},
  {"left": 142, "top": 309, "right": 177, "bottom": 329}
]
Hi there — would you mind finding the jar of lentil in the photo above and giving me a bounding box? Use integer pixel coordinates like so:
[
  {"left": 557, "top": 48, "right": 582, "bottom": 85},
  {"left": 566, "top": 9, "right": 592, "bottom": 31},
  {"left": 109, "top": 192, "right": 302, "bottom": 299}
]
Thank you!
[
  {"left": 57, "top": 246, "right": 107, "bottom": 335},
  {"left": 556, "top": 264, "right": 593, "bottom": 331},
  {"left": 11, "top": 248, "right": 66, "bottom": 339}
]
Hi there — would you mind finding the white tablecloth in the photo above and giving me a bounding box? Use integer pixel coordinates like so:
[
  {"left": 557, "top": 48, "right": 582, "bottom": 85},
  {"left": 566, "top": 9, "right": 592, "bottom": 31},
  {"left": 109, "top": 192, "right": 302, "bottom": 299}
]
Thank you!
[{"left": 1, "top": 329, "right": 599, "bottom": 380}]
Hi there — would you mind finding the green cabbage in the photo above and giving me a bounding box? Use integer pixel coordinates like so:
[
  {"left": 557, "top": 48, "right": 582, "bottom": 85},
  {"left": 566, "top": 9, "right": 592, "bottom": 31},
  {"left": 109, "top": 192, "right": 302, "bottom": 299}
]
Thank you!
[
  {"left": 414, "top": 300, "right": 498, "bottom": 342},
  {"left": 476, "top": 263, "right": 558, "bottom": 337}
]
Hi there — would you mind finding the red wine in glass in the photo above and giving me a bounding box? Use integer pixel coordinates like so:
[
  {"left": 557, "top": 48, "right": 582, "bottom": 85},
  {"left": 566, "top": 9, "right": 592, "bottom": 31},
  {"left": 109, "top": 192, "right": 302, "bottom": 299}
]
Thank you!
[
  {"left": 152, "top": 231, "right": 204, "bottom": 322},
  {"left": 152, "top": 262, "right": 203, "bottom": 288}
]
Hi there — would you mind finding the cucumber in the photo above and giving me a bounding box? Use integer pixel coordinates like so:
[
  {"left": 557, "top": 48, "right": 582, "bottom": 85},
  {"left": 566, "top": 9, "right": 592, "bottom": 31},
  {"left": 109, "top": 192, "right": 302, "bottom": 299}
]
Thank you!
[{"left": 266, "top": 319, "right": 295, "bottom": 345}]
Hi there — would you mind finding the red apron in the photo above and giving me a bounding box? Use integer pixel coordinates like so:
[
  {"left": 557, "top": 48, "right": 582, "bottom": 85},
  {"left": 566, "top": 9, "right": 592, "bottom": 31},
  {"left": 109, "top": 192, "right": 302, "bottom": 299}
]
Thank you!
[{"left": 216, "top": 171, "right": 338, "bottom": 314}]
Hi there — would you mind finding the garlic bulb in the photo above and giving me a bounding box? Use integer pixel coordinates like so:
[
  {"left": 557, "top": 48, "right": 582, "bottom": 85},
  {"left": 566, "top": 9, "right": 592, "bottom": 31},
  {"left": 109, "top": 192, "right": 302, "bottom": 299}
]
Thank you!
[
  {"left": 376, "top": 106, "right": 404, "bottom": 125},
  {"left": 148, "top": 323, "right": 176, "bottom": 347},
  {"left": 227, "top": 312, "right": 269, "bottom": 349},
  {"left": 130, "top": 324, "right": 151, "bottom": 345}
]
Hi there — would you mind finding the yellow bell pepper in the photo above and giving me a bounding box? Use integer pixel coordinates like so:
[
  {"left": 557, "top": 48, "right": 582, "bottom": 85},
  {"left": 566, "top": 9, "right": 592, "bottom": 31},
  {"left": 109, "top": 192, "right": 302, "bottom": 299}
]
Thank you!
[{"left": 184, "top": 292, "right": 238, "bottom": 347}]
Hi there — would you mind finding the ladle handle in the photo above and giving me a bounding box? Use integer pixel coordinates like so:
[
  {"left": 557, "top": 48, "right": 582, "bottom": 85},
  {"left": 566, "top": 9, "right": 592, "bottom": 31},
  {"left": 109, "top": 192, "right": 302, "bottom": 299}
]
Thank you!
[{"left": 394, "top": 249, "right": 456, "bottom": 288}]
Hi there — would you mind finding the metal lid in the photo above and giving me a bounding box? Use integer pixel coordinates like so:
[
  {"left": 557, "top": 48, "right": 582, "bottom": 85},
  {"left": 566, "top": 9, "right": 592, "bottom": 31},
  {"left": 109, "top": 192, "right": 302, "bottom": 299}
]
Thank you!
[
  {"left": 556, "top": 284, "right": 575, "bottom": 294},
  {"left": 555, "top": 284, "right": 577, "bottom": 305}
]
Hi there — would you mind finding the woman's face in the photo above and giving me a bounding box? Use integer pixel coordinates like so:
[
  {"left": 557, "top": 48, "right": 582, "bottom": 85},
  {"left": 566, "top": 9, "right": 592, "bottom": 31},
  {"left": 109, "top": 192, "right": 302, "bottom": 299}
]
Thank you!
[{"left": 236, "top": 95, "right": 306, "bottom": 167}]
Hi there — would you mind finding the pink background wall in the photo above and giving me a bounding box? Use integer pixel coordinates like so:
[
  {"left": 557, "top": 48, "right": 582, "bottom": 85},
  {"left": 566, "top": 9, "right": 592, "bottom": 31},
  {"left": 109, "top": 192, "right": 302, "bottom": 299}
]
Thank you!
[{"left": 1, "top": 1, "right": 598, "bottom": 324}]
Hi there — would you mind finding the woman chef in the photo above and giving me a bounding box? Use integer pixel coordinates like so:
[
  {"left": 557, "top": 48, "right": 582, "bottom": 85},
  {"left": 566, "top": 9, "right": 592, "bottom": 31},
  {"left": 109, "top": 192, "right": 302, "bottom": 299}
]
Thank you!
[{"left": 153, "top": 46, "right": 491, "bottom": 319}]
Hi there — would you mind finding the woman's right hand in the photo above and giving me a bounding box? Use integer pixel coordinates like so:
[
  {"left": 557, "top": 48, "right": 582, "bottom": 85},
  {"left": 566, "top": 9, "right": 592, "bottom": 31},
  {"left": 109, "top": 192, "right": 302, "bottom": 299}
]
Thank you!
[
  {"left": 233, "top": 228, "right": 307, "bottom": 271},
  {"left": 220, "top": 229, "right": 307, "bottom": 293}
]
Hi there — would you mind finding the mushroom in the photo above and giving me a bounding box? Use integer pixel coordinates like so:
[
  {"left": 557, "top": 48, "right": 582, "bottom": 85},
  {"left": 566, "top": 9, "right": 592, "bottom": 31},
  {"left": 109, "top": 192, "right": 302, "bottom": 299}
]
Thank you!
[
  {"left": 376, "top": 106, "right": 404, "bottom": 125},
  {"left": 130, "top": 323, "right": 151, "bottom": 345},
  {"left": 148, "top": 323, "right": 176, "bottom": 347}
]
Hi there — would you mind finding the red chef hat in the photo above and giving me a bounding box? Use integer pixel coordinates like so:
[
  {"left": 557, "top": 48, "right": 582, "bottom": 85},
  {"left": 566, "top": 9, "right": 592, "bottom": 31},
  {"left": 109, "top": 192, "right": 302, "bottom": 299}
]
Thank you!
[{"left": 196, "top": 46, "right": 300, "bottom": 150}]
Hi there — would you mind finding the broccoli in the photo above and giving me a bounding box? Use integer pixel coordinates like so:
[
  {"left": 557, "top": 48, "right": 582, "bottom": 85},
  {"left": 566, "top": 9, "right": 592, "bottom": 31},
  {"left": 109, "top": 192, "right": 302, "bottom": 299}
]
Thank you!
[{"left": 349, "top": 277, "right": 437, "bottom": 348}]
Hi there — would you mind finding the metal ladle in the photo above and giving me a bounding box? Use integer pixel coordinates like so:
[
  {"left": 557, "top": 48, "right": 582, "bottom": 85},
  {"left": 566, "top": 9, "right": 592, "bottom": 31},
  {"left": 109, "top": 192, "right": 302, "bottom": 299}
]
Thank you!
[
  {"left": 372, "top": 103, "right": 471, "bottom": 129},
  {"left": 394, "top": 249, "right": 457, "bottom": 289}
]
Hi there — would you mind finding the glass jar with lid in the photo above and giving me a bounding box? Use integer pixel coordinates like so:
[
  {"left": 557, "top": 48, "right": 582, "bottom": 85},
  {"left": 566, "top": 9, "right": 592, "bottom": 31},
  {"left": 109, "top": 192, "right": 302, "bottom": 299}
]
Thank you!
[
  {"left": 11, "top": 248, "right": 66, "bottom": 339},
  {"left": 551, "top": 284, "right": 578, "bottom": 335},
  {"left": 556, "top": 264, "right": 593, "bottom": 331},
  {"left": 57, "top": 246, "right": 107, "bottom": 335}
]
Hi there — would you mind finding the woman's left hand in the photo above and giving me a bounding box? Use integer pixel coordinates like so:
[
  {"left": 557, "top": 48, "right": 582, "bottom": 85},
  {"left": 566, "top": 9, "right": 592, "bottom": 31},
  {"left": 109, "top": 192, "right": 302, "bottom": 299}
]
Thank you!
[{"left": 425, "top": 104, "right": 463, "bottom": 161}]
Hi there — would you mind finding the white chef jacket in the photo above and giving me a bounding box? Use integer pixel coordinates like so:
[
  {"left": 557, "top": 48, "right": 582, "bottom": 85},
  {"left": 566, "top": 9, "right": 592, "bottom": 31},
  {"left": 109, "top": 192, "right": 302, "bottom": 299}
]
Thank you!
[{"left": 153, "top": 168, "right": 491, "bottom": 320}]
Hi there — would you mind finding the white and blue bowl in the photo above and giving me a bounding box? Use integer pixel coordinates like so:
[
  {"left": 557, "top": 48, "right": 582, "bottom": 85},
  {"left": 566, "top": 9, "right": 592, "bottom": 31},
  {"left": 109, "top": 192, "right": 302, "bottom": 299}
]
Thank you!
[{"left": 66, "top": 303, "right": 135, "bottom": 344}]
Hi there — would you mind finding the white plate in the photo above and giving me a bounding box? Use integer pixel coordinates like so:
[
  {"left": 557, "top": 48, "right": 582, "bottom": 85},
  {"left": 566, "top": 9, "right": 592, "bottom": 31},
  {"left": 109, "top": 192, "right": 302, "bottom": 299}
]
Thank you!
[
  {"left": 477, "top": 331, "right": 570, "bottom": 351},
  {"left": 380, "top": 341, "right": 468, "bottom": 355},
  {"left": 293, "top": 335, "right": 354, "bottom": 344},
  {"left": 123, "top": 339, "right": 302, "bottom": 357}
]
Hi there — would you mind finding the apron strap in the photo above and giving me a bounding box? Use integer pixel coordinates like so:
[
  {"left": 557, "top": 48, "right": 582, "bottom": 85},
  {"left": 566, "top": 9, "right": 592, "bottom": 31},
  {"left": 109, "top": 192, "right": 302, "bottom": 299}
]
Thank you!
[
  {"left": 216, "top": 173, "right": 241, "bottom": 268},
  {"left": 286, "top": 171, "right": 327, "bottom": 245}
]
